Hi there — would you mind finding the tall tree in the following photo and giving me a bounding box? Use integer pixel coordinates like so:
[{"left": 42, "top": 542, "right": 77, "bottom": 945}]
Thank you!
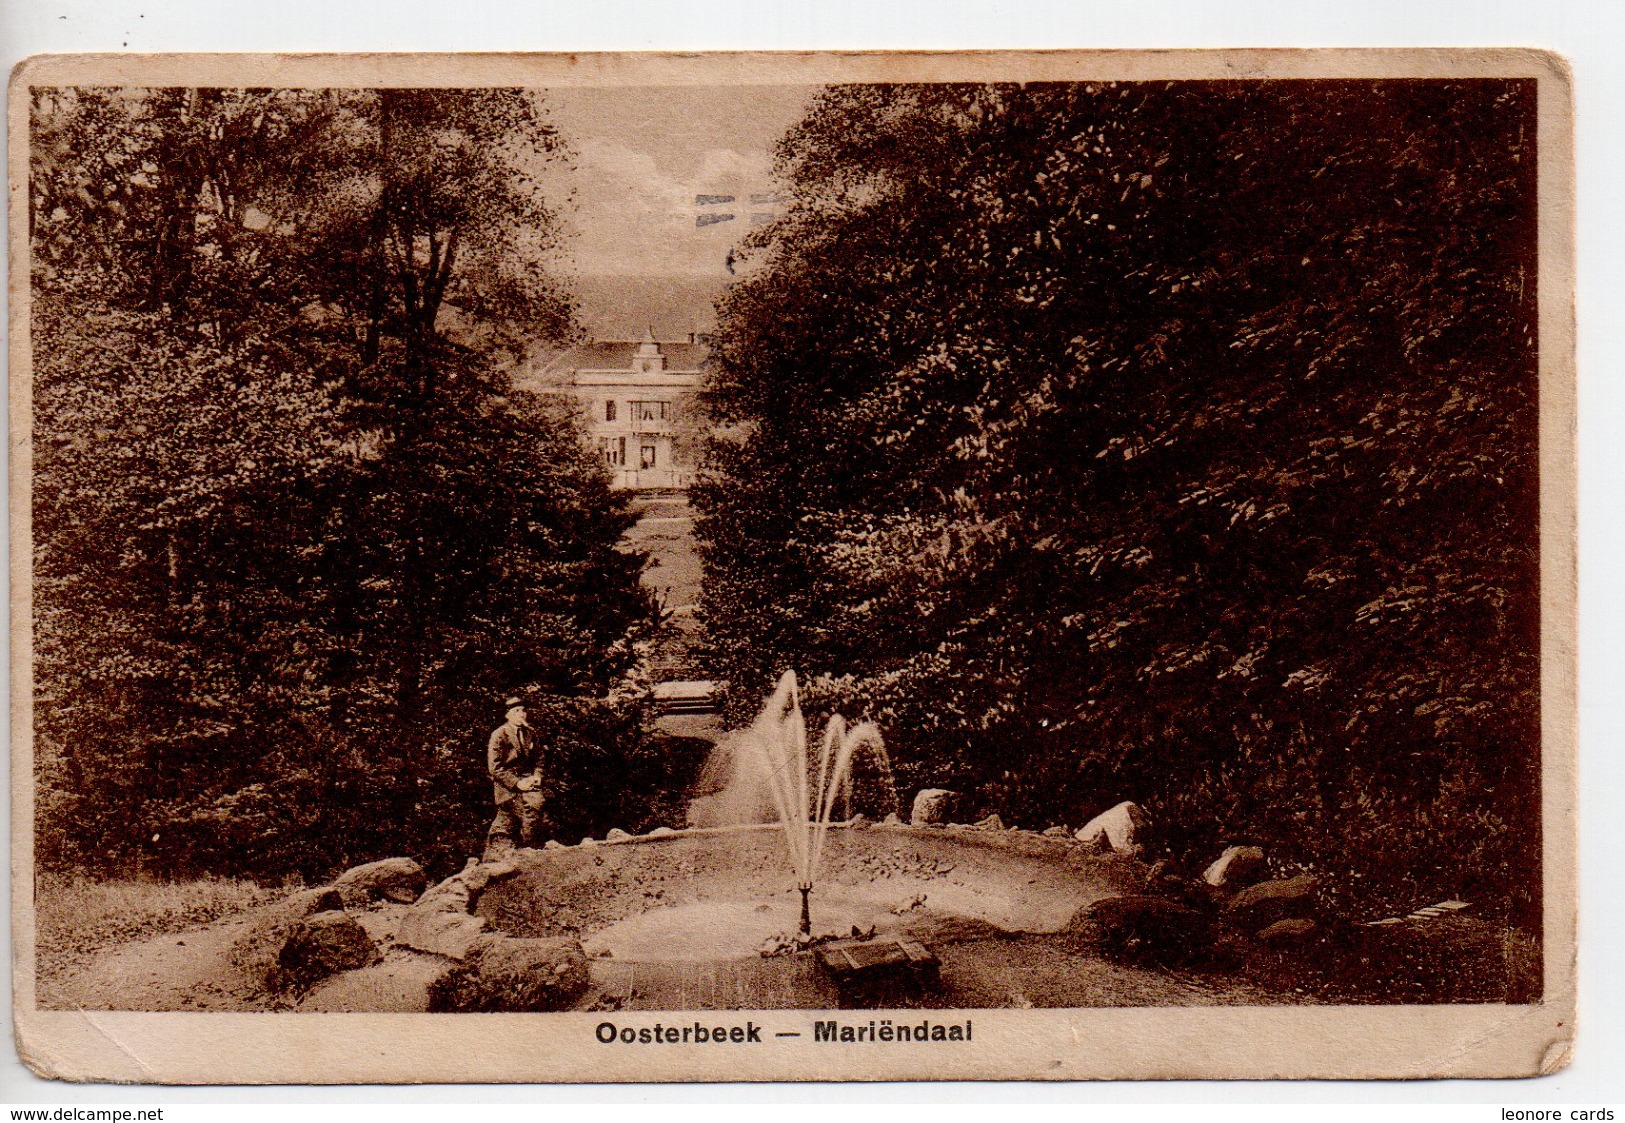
[
  {"left": 31, "top": 86, "right": 653, "bottom": 880},
  {"left": 697, "top": 81, "right": 1541, "bottom": 924}
]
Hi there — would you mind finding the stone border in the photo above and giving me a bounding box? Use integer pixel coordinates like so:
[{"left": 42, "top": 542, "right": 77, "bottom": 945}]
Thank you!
[
  {"left": 398, "top": 815, "right": 1130, "bottom": 962},
  {"left": 222, "top": 804, "right": 1519, "bottom": 1011}
]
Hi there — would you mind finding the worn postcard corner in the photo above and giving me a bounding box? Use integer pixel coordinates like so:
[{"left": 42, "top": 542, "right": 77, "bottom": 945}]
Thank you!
[{"left": 10, "top": 47, "right": 1575, "bottom": 1085}]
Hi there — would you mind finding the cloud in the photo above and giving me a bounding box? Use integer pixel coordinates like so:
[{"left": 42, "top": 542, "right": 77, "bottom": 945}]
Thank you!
[{"left": 560, "top": 138, "right": 778, "bottom": 278}]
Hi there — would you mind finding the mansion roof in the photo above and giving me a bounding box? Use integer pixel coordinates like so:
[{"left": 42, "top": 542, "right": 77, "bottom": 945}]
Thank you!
[{"left": 540, "top": 338, "right": 707, "bottom": 378}]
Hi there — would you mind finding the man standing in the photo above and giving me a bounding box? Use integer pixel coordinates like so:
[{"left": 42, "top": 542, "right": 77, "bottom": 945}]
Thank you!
[{"left": 486, "top": 695, "right": 542, "bottom": 855}]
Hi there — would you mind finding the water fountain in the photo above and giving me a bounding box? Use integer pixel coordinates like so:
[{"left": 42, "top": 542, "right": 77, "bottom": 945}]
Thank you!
[
  {"left": 727, "top": 670, "right": 896, "bottom": 935},
  {"left": 455, "top": 672, "right": 1145, "bottom": 1011},
  {"left": 65, "top": 674, "right": 1318, "bottom": 1015}
]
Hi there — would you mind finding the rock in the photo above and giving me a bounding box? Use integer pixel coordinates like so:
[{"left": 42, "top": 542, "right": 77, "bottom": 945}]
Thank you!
[
  {"left": 1068, "top": 895, "right": 1216, "bottom": 967},
  {"left": 427, "top": 936, "right": 590, "bottom": 1012},
  {"left": 398, "top": 906, "right": 488, "bottom": 961},
  {"left": 272, "top": 911, "right": 377, "bottom": 992},
  {"left": 544, "top": 839, "right": 566, "bottom": 850},
  {"left": 395, "top": 870, "right": 489, "bottom": 960},
  {"left": 229, "top": 890, "right": 339, "bottom": 981},
  {"left": 848, "top": 813, "right": 871, "bottom": 829},
  {"left": 425, "top": 873, "right": 478, "bottom": 909},
  {"left": 649, "top": 826, "right": 676, "bottom": 837},
  {"left": 972, "top": 813, "right": 1005, "bottom": 831},
  {"left": 331, "top": 857, "right": 427, "bottom": 906},
  {"left": 461, "top": 864, "right": 496, "bottom": 896},
  {"left": 1042, "top": 826, "right": 1071, "bottom": 838},
  {"left": 1257, "top": 917, "right": 1318, "bottom": 945},
  {"left": 910, "top": 789, "right": 963, "bottom": 826},
  {"left": 227, "top": 886, "right": 346, "bottom": 984},
  {"left": 231, "top": 900, "right": 376, "bottom": 994},
  {"left": 1203, "top": 846, "right": 1268, "bottom": 890},
  {"left": 1074, "top": 801, "right": 1149, "bottom": 855},
  {"left": 882, "top": 812, "right": 902, "bottom": 826},
  {"left": 580, "top": 837, "right": 599, "bottom": 848},
  {"left": 482, "top": 858, "right": 519, "bottom": 881},
  {"left": 1224, "top": 874, "right": 1319, "bottom": 932},
  {"left": 606, "top": 828, "right": 631, "bottom": 841}
]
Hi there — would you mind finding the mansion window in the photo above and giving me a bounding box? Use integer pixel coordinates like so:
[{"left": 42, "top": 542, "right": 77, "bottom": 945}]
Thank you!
[
  {"left": 605, "top": 400, "right": 617, "bottom": 422},
  {"left": 640, "top": 444, "right": 658, "bottom": 470},
  {"left": 630, "top": 400, "right": 668, "bottom": 422},
  {"left": 602, "top": 436, "right": 626, "bottom": 467}
]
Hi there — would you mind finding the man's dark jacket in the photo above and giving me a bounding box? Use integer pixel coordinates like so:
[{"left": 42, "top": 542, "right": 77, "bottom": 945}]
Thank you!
[{"left": 487, "top": 720, "right": 539, "bottom": 805}]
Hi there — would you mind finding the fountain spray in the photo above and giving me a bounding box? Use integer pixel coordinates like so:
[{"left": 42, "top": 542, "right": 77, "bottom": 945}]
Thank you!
[{"left": 733, "top": 670, "right": 893, "bottom": 938}]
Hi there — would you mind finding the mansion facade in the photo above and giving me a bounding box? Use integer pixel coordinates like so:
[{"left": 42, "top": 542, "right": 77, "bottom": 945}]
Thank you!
[{"left": 544, "top": 330, "right": 705, "bottom": 491}]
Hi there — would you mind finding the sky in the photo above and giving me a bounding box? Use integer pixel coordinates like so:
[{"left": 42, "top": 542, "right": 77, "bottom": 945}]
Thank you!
[{"left": 535, "top": 85, "right": 820, "bottom": 338}]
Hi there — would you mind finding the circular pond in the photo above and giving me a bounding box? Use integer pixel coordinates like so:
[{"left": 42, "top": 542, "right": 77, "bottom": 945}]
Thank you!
[{"left": 475, "top": 822, "right": 1138, "bottom": 963}]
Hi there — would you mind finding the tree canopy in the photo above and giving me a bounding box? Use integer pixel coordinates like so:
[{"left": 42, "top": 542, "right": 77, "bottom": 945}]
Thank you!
[
  {"left": 31, "top": 87, "right": 659, "bottom": 880},
  {"left": 696, "top": 80, "right": 1541, "bottom": 924}
]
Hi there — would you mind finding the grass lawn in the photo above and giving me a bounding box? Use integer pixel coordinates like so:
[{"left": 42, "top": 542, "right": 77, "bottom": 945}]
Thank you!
[{"left": 33, "top": 870, "right": 295, "bottom": 976}]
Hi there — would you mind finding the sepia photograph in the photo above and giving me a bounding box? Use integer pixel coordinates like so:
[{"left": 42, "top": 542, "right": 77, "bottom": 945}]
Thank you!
[{"left": 9, "top": 49, "right": 1575, "bottom": 1083}]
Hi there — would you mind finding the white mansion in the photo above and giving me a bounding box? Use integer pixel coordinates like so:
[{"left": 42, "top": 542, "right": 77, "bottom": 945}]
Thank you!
[{"left": 539, "top": 329, "right": 706, "bottom": 491}]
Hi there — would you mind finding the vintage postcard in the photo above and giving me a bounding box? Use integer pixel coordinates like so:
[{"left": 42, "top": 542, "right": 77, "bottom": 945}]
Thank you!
[{"left": 9, "top": 49, "right": 1575, "bottom": 1084}]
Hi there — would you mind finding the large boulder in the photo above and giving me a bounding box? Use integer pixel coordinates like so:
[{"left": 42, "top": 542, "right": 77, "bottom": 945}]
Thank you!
[
  {"left": 1223, "top": 874, "right": 1319, "bottom": 932},
  {"left": 228, "top": 886, "right": 345, "bottom": 983},
  {"left": 396, "top": 869, "right": 489, "bottom": 960},
  {"left": 271, "top": 911, "right": 377, "bottom": 992},
  {"left": 397, "top": 907, "right": 487, "bottom": 961},
  {"left": 426, "top": 935, "right": 590, "bottom": 1012},
  {"left": 230, "top": 898, "right": 377, "bottom": 994},
  {"left": 910, "top": 789, "right": 963, "bottom": 826},
  {"left": 331, "top": 857, "right": 427, "bottom": 905},
  {"left": 420, "top": 869, "right": 480, "bottom": 912},
  {"left": 1068, "top": 895, "right": 1216, "bottom": 967},
  {"left": 1203, "top": 845, "right": 1268, "bottom": 890},
  {"left": 1074, "top": 801, "right": 1149, "bottom": 856}
]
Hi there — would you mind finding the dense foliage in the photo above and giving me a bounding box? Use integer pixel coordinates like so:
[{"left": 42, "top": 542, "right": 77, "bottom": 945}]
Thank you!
[
  {"left": 696, "top": 81, "right": 1541, "bottom": 925},
  {"left": 31, "top": 87, "right": 659, "bottom": 882}
]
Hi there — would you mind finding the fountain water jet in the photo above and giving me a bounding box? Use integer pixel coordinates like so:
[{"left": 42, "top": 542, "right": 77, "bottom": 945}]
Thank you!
[{"left": 726, "top": 670, "right": 896, "bottom": 935}]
